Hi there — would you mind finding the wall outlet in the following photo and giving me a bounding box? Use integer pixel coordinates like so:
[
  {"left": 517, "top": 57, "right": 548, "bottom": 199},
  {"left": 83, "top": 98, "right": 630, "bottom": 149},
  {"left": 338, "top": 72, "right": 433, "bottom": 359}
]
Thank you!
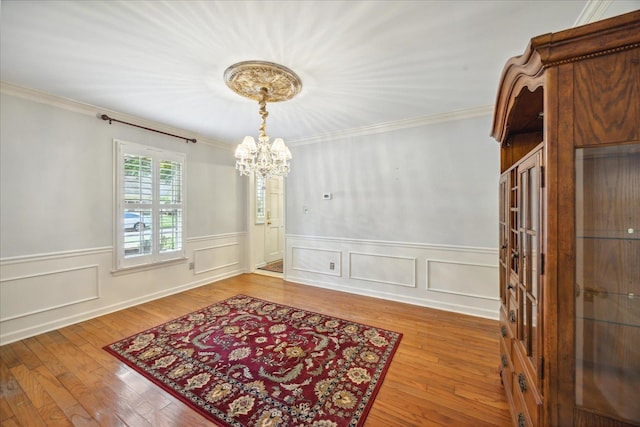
[
  {"left": 329, "top": 262, "right": 335, "bottom": 270},
  {"left": 189, "top": 262, "right": 194, "bottom": 270}
]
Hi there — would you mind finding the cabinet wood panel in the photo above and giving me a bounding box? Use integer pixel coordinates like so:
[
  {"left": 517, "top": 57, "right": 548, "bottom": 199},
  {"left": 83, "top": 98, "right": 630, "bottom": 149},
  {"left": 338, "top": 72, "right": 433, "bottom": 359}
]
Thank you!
[{"left": 574, "top": 49, "right": 640, "bottom": 146}]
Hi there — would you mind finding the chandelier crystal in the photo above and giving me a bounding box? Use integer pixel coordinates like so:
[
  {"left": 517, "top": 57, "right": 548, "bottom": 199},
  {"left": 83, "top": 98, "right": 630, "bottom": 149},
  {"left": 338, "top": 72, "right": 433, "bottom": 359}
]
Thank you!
[{"left": 224, "top": 61, "right": 302, "bottom": 178}]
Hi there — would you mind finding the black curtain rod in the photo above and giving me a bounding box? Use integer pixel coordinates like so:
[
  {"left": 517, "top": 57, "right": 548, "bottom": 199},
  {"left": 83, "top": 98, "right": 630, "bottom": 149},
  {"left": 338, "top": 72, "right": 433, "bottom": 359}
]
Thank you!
[{"left": 98, "top": 114, "right": 196, "bottom": 143}]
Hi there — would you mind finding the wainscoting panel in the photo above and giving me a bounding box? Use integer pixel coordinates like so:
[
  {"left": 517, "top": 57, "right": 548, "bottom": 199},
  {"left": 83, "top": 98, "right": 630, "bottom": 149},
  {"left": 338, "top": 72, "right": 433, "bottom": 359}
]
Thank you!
[
  {"left": 193, "top": 242, "right": 240, "bottom": 275},
  {"left": 349, "top": 252, "right": 416, "bottom": 288},
  {"left": 427, "top": 259, "right": 497, "bottom": 300},
  {"left": 0, "top": 265, "right": 99, "bottom": 322},
  {"left": 285, "top": 235, "right": 500, "bottom": 319},
  {"left": 0, "top": 233, "right": 246, "bottom": 344},
  {"left": 291, "top": 247, "right": 341, "bottom": 277}
]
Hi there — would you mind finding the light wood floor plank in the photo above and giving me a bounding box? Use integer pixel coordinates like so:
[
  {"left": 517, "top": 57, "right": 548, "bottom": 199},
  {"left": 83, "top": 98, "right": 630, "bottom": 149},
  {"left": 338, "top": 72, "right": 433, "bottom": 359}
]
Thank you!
[{"left": 0, "top": 273, "right": 510, "bottom": 426}]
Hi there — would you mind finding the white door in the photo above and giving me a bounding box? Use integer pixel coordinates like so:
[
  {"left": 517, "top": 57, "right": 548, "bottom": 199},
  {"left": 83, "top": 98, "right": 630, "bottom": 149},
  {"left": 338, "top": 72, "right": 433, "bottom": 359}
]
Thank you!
[{"left": 264, "top": 176, "right": 284, "bottom": 263}]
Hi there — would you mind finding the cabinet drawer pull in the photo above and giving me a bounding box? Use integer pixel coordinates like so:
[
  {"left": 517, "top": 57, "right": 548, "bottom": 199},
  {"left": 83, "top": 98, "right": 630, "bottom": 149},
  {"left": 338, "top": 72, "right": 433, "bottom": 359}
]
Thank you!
[
  {"left": 517, "top": 412, "right": 526, "bottom": 427},
  {"left": 518, "top": 373, "right": 527, "bottom": 392},
  {"left": 501, "top": 354, "right": 507, "bottom": 368},
  {"left": 509, "top": 311, "right": 516, "bottom": 323},
  {"left": 501, "top": 325, "right": 507, "bottom": 337}
]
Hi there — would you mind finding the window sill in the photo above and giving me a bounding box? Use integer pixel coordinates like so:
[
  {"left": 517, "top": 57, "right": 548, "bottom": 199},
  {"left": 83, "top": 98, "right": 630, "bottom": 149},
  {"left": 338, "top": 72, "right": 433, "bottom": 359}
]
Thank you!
[{"left": 111, "top": 257, "right": 188, "bottom": 276}]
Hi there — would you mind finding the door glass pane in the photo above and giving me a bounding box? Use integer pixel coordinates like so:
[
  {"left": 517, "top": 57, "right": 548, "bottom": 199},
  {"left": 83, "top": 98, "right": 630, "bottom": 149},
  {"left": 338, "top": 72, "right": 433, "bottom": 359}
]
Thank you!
[
  {"left": 531, "top": 233, "right": 538, "bottom": 363},
  {"left": 500, "top": 178, "right": 508, "bottom": 306},
  {"left": 527, "top": 164, "right": 539, "bottom": 363},
  {"left": 500, "top": 180, "right": 505, "bottom": 222},
  {"left": 531, "top": 295, "right": 538, "bottom": 363},
  {"left": 529, "top": 165, "right": 539, "bottom": 299},
  {"left": 520, "top": 171, "right": 527, "bottom": 236},
  {"left": 510, "top": 170, "right": 519, "bottom": 276},
  {"left": 520, "top": 171, "right": 527, "bottom": 284},
  {"left": 575, "top": 144, "right": 640, "bottom": 423},
  {"left": 520, "top": 287, "right": 528, "bottom": 348},
  {"left": 529, "top": 167, "right": 538, "bottom": 232},
  {"left": 256, "top": 174, "right": 266, "bottom": 223}
]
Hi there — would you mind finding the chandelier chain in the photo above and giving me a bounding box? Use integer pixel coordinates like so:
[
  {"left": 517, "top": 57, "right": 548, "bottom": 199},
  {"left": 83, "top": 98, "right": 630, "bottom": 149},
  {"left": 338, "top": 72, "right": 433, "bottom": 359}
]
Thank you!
[{"left": 258, "top": 87, "right": 269, "bottom": 140}]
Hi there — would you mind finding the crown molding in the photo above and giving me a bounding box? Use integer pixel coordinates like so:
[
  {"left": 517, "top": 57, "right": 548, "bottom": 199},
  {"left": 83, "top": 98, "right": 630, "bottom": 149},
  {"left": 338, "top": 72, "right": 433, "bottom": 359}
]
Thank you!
[
  {"left": 2, "top": 80, "right": 492, "bottom": 149},
  {"left": 0, "top": 80, "right": 231, "bottom": 151},
  {"left": 289, "top": 104, "right": 494, "bottom": 146},
  {"left": 574, "top": 0, "right": 613, "bottom": 27}
]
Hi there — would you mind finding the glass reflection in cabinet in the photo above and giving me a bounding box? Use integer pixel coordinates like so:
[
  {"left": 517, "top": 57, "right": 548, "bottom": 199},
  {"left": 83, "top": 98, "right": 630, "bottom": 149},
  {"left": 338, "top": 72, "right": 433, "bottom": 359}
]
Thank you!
[
  {"left": 500, "top": 175, "right": 509, "bottom": 307},
  {"left": 575, "top": 143, "right": 640, "bottom": 424},
  {"left": 517, "top": 150, "right": 542, "bottom": 380}
]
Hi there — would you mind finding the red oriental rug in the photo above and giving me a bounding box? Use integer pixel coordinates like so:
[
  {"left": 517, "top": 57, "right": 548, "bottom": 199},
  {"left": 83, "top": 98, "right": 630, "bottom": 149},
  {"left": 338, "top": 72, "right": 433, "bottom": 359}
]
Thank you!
[
  {"left": 104, "top": 295, "right": 402, "bottom": 427},
  {"left": 258, "top": 259, "right": 284, "bottom": 274}
]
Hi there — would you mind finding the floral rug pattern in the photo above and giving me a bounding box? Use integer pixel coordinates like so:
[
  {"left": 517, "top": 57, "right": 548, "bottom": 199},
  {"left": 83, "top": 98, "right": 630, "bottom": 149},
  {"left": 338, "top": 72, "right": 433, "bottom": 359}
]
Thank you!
[{"left": 104, "top": 295, "right": 402, "bottom": 426}]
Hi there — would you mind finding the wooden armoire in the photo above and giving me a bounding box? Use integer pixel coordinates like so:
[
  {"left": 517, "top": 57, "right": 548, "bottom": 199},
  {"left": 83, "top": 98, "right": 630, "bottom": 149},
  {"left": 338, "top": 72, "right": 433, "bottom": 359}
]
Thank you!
[{"left": 491, "top": 10, "right": 640, "bottom": 427}]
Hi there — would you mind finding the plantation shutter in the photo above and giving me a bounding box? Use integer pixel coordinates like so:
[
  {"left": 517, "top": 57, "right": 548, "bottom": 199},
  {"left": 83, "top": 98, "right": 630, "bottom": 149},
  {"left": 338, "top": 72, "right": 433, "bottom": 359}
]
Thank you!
[{"left": 115, "top": 140, "right": 186, "bottom": 270}]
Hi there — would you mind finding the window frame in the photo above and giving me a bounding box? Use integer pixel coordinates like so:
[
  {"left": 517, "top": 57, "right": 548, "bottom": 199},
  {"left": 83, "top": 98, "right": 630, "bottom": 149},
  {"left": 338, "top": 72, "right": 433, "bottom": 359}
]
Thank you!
[{"left": 114, "top": 139, "right": 186, "bottom": 271}]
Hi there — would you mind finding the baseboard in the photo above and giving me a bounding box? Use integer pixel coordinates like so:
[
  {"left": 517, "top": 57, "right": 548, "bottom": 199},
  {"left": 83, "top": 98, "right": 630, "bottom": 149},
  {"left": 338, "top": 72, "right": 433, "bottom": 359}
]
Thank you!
[{"left": 285, "top": 274, "right": 498, "bottom": 320}]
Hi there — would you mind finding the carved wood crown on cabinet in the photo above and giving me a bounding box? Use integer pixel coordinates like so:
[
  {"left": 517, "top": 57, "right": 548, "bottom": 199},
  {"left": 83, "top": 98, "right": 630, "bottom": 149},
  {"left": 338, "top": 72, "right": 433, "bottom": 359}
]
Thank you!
[{"left": 491, "top": 10, "right": 640, "bottom": 427}]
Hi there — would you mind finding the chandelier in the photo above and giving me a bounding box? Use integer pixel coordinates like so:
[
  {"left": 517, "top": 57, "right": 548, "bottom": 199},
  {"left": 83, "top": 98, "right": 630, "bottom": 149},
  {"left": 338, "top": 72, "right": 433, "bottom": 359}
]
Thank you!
[{"left": 224, "top": 61, "right": 302, "bottom": 178}]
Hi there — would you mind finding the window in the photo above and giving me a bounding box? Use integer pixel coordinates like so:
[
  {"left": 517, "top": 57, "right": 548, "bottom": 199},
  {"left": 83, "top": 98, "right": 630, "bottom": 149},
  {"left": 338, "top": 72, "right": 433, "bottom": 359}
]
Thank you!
[
  {"left": 256, "top": 174, "right": 266, "bottom": 224},
  {"left": 115, "top": 140, "right": 186, "bottom": 270}
]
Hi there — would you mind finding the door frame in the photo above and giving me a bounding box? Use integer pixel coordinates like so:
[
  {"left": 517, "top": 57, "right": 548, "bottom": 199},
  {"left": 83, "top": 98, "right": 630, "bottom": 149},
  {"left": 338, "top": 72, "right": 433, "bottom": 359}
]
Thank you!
[{"left": 245, "top": 173, "right": 286, "bottom": 275}]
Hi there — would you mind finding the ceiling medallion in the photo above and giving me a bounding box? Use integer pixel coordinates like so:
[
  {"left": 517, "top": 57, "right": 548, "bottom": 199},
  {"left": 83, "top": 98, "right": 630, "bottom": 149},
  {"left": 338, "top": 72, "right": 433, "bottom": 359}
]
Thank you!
[
  {"left": 224, "top": 61, "right": 302, "bottom": 178},
  {"left": 224, "top": 61, "right": 302, "bottom": 103}
]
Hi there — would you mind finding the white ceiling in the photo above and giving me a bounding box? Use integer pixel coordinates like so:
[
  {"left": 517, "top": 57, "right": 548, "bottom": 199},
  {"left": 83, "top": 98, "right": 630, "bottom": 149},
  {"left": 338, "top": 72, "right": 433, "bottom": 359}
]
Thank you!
[{"left": 1, "top": 1, "right": 638, "bottom": 145}]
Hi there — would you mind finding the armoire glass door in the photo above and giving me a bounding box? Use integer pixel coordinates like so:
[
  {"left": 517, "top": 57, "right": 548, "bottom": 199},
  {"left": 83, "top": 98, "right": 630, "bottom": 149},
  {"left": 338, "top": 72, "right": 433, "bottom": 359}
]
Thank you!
[
  {"left": 575, "top": 143, "right": 640, "bottom": 424},
  {"left": 516, "top": 149, "right": 542, "bottom": 384}
]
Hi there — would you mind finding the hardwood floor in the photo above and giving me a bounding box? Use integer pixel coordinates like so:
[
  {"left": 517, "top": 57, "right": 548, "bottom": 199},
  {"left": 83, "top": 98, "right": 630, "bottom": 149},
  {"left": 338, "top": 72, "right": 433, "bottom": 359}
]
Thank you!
[{"left": 0, "top": 274, "right": 511, "bottom": 426}]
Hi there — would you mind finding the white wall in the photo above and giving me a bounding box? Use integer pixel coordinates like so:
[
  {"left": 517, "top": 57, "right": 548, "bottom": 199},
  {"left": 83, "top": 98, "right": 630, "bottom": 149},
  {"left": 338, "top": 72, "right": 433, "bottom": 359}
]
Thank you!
[
  {"left": 0, "top": 83, "right": 502, "bottom": 345},
  {"left": 0, "top": 85, "right": 247, "bottom": 344},
  {"left": 285, "top": 112, "right": 502, "bottom": 318}
]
